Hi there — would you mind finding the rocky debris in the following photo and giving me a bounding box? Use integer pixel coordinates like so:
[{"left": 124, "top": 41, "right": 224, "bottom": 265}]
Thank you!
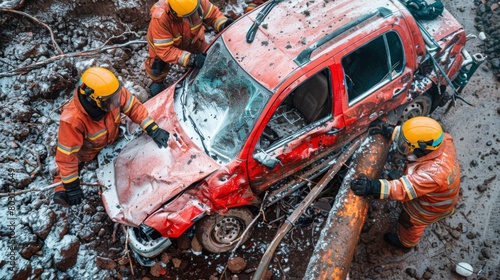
[
  {"left": 228, "top": 257, "right": 247, "bottom": 274},
  {"left": 406, "top": 267, "right": 417, "bottom": 278},
  {"left": 191, "top": 235, "right": 203, "bottom": 254},
  {"left": 96, "top": 256, "right": 117, "bottom": 271},
  {"left": 474, "top": 0, "right": 500, "bottom": 81},
  {"left": 17, "top": 226, "right": 42, "bottom": 260},
  {"left": 150, "top": 262, "right": 166, "bottom": 277},
  {"left": 53, "top": 234, "right": 80, "bottom": 271},
  {"left": 28, "top": 205, "right": 56, "bottom": 240}
]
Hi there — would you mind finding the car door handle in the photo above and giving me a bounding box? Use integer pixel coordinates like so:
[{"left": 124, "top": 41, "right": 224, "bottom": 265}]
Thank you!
[
  {"left": 326, "top": 127, "right": 344, "bottom": 135},
  {"left": 393, "top": 86, "right": 407, "bottom": 97}
]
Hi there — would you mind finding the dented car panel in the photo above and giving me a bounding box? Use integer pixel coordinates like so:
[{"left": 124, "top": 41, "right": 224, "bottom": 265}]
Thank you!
[{"left": 98, "top": 0, "right": 479, "bottom": 261}]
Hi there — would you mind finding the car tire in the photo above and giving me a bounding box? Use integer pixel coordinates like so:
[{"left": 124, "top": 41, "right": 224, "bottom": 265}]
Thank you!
[
  {"left": 397, "top": 93, "right": 432, "bottom": 124},
  {"left": 195, "top": 207, "right": 254, "bottom": 253}
]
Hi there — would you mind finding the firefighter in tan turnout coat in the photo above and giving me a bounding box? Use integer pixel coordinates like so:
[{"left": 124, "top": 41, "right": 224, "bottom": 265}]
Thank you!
[{"left": 350, "top": 116, "right": 461, "bottom": 249}]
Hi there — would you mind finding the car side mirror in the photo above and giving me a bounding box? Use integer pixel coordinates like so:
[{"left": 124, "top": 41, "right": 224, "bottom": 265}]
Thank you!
[{"left": 253, "top": 150, "right": 280, "bottom": 169}]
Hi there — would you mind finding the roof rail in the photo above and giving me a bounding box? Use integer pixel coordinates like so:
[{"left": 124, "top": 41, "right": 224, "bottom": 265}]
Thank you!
[{"left": 294, "top": 7, "right": 393, "bottom": 67}]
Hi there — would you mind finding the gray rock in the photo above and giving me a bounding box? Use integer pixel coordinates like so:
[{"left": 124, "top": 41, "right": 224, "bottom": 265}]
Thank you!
[{"left": 53, "top": 234, "right": 80, "bottom": 271}]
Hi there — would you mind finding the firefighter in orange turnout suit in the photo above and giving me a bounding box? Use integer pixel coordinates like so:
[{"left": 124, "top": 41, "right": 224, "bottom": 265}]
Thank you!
[
  {"left": 350, "top": 117, "right": 460, "bottom": 249},
  {"left": 145, "top": 0, "right": 233, "bottom": 96},
  {"left": 53, "top": 67, "right": 170, "bottom": 206}
]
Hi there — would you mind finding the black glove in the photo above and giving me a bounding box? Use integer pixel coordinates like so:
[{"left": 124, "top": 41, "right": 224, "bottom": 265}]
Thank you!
[
  {"left": 187, "top": 53, "right": 206, "bottom": 68},
  {"left": 350, "top": 174, "right": 381, "bottom": 197},
  {"left": 146, "top": 122, "right": 170, "bottom": 148},
  {"left": 65, "top": 180, "right": 84, "bottom": 205},
  {"left": 368, "top": 120, "right": 394, "bottom": 139},
  {"left": 220, "top": 18, "right": 234, "bottom": 30}
]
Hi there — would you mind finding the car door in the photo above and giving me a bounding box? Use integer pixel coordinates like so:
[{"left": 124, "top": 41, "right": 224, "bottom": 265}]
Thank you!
[
  {"left": 340, "top": 26, "right": 412, "bottom": 134},
  {"left": 246, "top": 67, "right": 346, "bottom": 194}
]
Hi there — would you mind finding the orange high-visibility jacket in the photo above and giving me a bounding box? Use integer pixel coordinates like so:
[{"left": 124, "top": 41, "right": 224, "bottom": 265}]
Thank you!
[
  {"left": 146, "top": 0, "right": 227, "bottom": 67},
  {"left": 55, "top": 88, "right": 154, "bottom": 184},
  {"left": 378, "top": 133, "right": 460, "bottom": 224},
  {"left": 244, "top": 0, "right": 267, "bottom": 13}
]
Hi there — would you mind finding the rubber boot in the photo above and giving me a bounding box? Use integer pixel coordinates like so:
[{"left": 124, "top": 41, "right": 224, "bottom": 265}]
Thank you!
[
  {"left": 384, "top": 232, "right": 411, "bottom": 251},
  {"left": 149, "top": 82, "right": 167, "bottom": 96},
  {"left": 52, "top": 191, "right": 70, "bottom": 207}
]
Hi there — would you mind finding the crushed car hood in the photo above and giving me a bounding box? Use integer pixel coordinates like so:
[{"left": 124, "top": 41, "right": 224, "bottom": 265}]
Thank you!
[{"left": 99, "top": 88, "right": 220, "bottom": 227}]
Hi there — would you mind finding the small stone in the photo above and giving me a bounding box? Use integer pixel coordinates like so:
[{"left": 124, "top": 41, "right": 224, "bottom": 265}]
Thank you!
[
  {"left": 406, "top": 267, "right": 417, "bottom": 277},
  {"left": 150, "top": 262, "right": 166, "bottom": 277},
  {"left": 450, "top": 229, "right": 461, "bottom": 240},
  {"left": 96, "top": 257, "right": 117, "bottom": 271},
  {"left": 480, "top": 247, "right": 492, "bottom": 259},
  {"left": 422, "top": 271, "right": 433, "bottom": 279},
  {"left": 172, "top": 258, "right": 182, "bottom": 268},
  {"left": 161, "top": 252, "right": 171, "bottom": 264},
  {"left": 228, "top": 257, "right": 247, "bottom": 274}
]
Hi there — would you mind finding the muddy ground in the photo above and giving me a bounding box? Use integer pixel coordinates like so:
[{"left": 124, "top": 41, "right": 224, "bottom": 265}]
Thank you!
[{"left": 0, "top": 0, "right": 498, "bottom": 279}]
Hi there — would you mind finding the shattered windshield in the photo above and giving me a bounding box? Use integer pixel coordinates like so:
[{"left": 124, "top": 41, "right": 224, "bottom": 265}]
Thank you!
[{"left": 174, "top": 39, "right": 272, "bottom": 163}]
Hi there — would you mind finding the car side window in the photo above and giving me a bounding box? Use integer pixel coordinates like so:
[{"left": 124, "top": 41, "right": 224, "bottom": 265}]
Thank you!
[
  {"left": 259, "top": 69, "right": 332, "bottom": 150},
  {"left": 342, "top": 31, "right": 405, "bottom": 104}
]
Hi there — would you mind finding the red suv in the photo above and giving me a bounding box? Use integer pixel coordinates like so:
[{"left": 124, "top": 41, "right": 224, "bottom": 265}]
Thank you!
[{"left": 97, "top": 0, "right": 483, "bottom": 265}]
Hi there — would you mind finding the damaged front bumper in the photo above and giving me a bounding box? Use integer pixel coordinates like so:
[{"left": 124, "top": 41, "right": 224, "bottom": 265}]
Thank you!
[
  {"left": 453, "top": 49, "right": 487, "bottom": 92},
  {"left": 127, "top": 225, "right": 172, "bottom": 266}
]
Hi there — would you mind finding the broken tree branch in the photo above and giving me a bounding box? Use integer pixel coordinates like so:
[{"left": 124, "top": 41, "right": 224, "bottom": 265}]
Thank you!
[
  {"left": 0, "top": 40, "right": 147, "bottom": 78},
  {"left": 14, "top": 141, "right": 42, "bottom": 178},
  {"left": 0, "top": 7, "right": 63, "bottom": 55},
  {"left": 252, "top": 136, "right": 363, "bottom": 280}
]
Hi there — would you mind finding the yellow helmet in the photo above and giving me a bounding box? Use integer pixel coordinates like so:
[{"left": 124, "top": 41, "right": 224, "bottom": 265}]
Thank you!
[
  {"left": 79, "top": 67, "right": 121, "bottom": 111},
  {"left": 396, "top": 116, "right": 444, "bottom": 154},
  {"left": 168, "top": 0, "right": 200, "bottom": 17}
]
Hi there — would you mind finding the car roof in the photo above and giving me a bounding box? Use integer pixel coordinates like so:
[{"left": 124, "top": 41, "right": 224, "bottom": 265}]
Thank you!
[{"left": 221, "top": 0, "right": 402, "bottom": 90}]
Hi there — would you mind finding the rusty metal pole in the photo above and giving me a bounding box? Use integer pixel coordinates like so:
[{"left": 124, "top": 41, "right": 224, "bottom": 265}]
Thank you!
[{"left": 303, "top": 134, "right": 390, "bottom": 280}]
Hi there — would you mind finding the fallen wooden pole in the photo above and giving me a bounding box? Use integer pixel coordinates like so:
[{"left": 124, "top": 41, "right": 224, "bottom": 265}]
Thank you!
[
  {"left": 252, "top": 136, "right": 364, "bottom": 280},
  {"left": 303, "top": 133, "right": 390, "bottom": 279}
]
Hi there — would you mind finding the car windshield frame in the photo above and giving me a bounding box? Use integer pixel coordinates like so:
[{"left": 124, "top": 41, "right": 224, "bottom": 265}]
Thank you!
[{"left": 174, "top": 38, "right": 273, "bottom": 164}]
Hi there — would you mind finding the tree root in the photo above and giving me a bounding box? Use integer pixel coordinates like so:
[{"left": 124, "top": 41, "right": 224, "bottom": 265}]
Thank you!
[
  {"left": 0, "top": 7, "right": 63, "bottom": 55},
  {"left": 0, "top": 39, "right": 147, "bottom": 78}
]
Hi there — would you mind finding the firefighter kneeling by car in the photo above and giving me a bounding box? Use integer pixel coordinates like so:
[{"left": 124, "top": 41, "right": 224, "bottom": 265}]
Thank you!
[
  {"left": 351, "top": 116, "right": 460, "bottom": 249},
  {"left": 52, "top": 67, "right": 170, "bottom": 206}
]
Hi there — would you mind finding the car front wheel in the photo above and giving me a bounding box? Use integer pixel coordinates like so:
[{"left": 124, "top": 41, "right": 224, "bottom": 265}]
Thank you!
[
  {"left": 398, "top": 93, "right": 432, "bottom": 124},
  {"left": 195, "top": 207, "right": 254, "bottom": 253}
]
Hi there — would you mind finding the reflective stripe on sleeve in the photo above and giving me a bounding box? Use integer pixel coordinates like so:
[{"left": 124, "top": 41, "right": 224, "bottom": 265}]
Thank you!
[
  {"left": 141, "top": 117, "right": 154, "bottom": 129},
  {"left": 57, "top": 143, "right": 81, "bottom": 155},
  {"left": 379, "top": 179, "right": 390, "bottom": 199},
  {"left": 123, "top": 95, "right": 135, "bottom": 114},
  {"left": 401, "top": 176, "right": 418, "bottom": 200},
  {"left": 178, "top": 51, "right": 191, "bottom": 66},
  {"left": 153, "top": 38, "right": 174, "bottom": 47}
]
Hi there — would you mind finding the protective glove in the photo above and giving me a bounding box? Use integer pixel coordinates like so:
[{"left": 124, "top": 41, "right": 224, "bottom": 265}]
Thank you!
[
  {"left": 187, "top": 53, "right": 206, "bottom": 68},
  {"left": 350, "top": 174, "right": 381, "bottom": 197},
  {"left": 368, "top": 120, "right": 395, "bottom": 139},
  {"left": 220, "top": 18, "right": 234, "bottom": 31},
  {"left": 64, "top": 180, "right": 84, "bottom": 205},
  {"left": 146, "top": 122, "right": 170, "bottom": 148}
]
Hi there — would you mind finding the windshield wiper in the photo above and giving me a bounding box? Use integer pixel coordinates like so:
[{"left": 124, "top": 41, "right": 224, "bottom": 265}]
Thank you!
[
  {"left": 188, "top": 115, "right": 210, "bottom": 155},
  {"left": 246, "top": 0, "right": 284, "bottom": 43}
]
